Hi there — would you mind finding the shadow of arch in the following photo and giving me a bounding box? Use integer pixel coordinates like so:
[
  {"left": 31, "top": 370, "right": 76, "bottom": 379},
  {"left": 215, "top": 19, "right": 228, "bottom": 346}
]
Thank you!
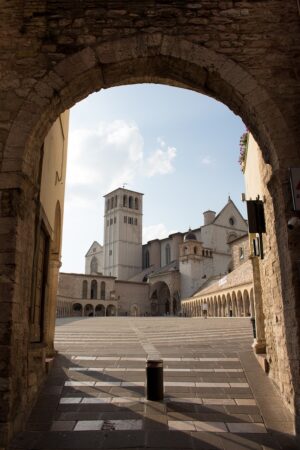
[
  {"left": 95, "top": 304, "right": 105, "bottom": 317},
  {"left": 72, "top": 303, "right": 83, "bottom": 317},
  {"left": 84, "top": 304, "right": 94, "bottom": 317}
]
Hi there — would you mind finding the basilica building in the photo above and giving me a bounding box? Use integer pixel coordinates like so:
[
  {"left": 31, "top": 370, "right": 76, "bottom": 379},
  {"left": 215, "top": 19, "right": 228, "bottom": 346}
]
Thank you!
[{"left": 57, "top": 188, "right": 248, "bottom": 317}]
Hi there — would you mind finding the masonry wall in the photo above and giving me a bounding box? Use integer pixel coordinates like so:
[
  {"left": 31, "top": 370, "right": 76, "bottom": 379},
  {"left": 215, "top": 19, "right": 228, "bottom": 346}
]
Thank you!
[
  {"left": 244, "top": 136, "right": 300, "bottom": 419},
  {"left": 230, "top": 236, "right": 250, "bottom": 270},
  {"left": 0, "top": 1, "right": 300, "bottom": 445},
  {"left": 115, "top": 281, "right": 150, "bottom": 316}
]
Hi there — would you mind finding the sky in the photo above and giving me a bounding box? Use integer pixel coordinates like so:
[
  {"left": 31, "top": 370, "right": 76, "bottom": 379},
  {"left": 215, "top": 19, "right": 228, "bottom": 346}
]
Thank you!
[{"left": 61, "top": 84, "right": 246, "bottom": 273}]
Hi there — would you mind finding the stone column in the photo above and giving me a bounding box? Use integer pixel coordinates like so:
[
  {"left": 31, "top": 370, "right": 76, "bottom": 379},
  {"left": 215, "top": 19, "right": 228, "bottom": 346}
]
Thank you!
[
  {"left": 251, "top": 256, "right": 266, "bottom": 354},
  {"left": 44, "top": 257, "right": 61, "bottom": 358}
]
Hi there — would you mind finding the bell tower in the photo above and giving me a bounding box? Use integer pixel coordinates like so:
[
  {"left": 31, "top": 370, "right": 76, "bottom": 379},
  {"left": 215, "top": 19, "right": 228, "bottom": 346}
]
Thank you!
[{"left": 103, "top": 187, "right": 143, "bottom": 280}]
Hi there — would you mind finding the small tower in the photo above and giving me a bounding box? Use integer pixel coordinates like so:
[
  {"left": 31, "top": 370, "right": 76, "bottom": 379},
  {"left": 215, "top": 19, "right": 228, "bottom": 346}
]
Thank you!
[
  {"left": 103, "top": 187, "right": 143, "bottom": 280},
  {"left": 179, "top": 229, "right": 213, "bottom": 299}
]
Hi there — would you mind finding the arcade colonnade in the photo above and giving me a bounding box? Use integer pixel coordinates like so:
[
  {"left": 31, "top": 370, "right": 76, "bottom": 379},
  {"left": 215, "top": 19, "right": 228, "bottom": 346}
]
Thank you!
[
  {"left": 182, "top": 287, "right": 254, "bottom": 318},
  {"left": 56, "top": 299, "right": 118, "bottom": 318}
]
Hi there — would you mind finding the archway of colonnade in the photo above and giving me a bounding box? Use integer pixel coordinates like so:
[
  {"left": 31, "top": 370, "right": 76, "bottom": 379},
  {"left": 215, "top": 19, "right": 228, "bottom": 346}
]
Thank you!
[
  {"left": 1, "top": 3, "right": 300, "bottom": 445},
  {"left": 183, "top": 288, "right": 253, "bottom": 319}
]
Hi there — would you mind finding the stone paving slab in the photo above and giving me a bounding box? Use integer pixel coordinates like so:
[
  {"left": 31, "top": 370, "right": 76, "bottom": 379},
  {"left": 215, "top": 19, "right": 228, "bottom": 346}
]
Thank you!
[{"left": 9, "top": 318, "right": 300, "bottom": 450}]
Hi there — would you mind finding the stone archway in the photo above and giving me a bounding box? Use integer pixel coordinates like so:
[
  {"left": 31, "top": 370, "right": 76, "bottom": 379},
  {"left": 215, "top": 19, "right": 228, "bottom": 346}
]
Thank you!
[
  {"left": 95, "top": 304, "right": 105, "bottom": 317},
  {"left": 1, "top": 5, "right": 300, "bottom": 443},
  {"left": 106, "top": 304, "right": 116, "bottom": 316},
  {"left": 84, "top": 304, "right": 94, "bottom": 317},
  {"left": 72, "top": 303, "right": 82, "bottom": 317},
  {"left": 150, "top": 281, "right": 171, "bottom": 316},
  {"left": 130, "top": 304, "right": 139, "bottom": 317}
]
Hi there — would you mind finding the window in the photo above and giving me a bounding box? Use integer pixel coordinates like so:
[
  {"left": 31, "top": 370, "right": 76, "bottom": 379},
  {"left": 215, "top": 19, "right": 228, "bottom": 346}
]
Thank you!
[
  {"left": 114, "top": 217, "right": 116, "bottom": 224},
  {"left": 91, "top": 280, "right": 97, "bottom": 299},
  {"left": 124, "top": 216, "right": 127, "bottom": 223},
  {"left": 239, "top": 247, "right": 244, "bottom": 260},
  {"left": 123, "top": 195, "right": 127, "bottom": 207},
  {"left": 82, "top": 280, "right": 88, "bottom": 298},
  {"left": 135, "top": 197, "right": 139, "bottom": 210},
  {"left": 111, "top": 197, "right": 114, "bottom": 209},
  {"left": 110, "top": 218, "right": 113, "bottom": 225},
  {"left": 129, "top": 196, "right": 133, "bottom": 208},
  {"left": 115, "top": 195, "right": 118, "bottom": 207},
  {"left": 145, "top": 250, "right": 150, "bottom": 268},
  {"left": 194, "top": 246, "right": 197, "bottom": 254},
  {"left": 229, "top": 216, "right": 235, "bottom": 226},
  {"left": 165, "top": 244, "right": 171, "bottom": 264},
  {"left": 109, "top": 250, "right": 112, "bottom": 256},
  {"left": 101, "top": 281, "right": 106, "bottom": 300},
  {"left": 90, "top": 256, "right": 98, "bottom": 273}
]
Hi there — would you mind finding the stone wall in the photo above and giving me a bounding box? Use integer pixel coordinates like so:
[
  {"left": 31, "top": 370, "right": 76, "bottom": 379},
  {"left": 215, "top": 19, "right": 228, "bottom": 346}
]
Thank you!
[
  {"left": 1, "top": 1, "right": 300, "bottom": 445},
  {"left": 57, "top": 272, "right": 150, "bottom": 317},
  {"left": 230, "top": 235, "right": 249, "bottom": 270},
  {"left": 246, "top": 141, "right": 300, "bottom": 420}
]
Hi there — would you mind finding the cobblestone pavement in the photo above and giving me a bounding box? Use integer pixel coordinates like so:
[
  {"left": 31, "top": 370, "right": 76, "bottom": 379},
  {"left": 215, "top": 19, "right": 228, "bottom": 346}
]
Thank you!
[{"left": 10, "top": 318, "right": 300, "bottom": 449}]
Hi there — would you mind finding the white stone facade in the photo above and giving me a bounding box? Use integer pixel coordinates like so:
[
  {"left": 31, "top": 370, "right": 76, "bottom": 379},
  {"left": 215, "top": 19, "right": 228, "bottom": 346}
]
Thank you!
[
  {"left": 59, "top": 192, "right": 248, "bottom": 317},
  {"left": 103, "top": 188, "right": 143, "bottom": 280},
  {"left": 85, "top": 241, "right": 103, "bottom": 275}
]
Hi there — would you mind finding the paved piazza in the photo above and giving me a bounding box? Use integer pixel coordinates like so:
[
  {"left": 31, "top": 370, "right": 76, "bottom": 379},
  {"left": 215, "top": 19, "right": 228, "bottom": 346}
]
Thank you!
[{"left": 11, "top": 318, "right": 299, "bottom": 450}]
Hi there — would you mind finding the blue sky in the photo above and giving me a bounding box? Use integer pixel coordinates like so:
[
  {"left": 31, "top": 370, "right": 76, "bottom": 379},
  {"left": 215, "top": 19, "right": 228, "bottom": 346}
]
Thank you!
[{"left": 61, "top": 84, "right": 246, "bottom": 273}]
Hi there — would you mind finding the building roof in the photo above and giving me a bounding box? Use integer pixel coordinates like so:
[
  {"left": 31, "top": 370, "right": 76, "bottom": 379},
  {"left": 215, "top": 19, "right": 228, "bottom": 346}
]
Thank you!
[
  {"left": 228, "top": 233, "right": 248, "bottom": 245},
  {"left": 213, "top": 196, "right": 248, "bottom": 227},
  {"left": 85, "top": 241, "right": 103, "bottom": 257},
  {"left": 148, "top": 260, "right": 179, "bottom": 278},
  {"left": 103, "top": 187, "right": 144, "bottom": 197}
]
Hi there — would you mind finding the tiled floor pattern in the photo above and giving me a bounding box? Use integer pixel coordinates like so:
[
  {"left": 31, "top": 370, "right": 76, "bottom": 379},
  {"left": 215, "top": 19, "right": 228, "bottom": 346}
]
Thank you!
[{"left": 10, "top": 317, "right": 300, "bottom": 449}]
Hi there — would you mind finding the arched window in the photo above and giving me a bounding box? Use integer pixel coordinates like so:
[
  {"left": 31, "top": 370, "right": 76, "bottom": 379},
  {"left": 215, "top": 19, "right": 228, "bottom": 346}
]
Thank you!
[
  {"left": 111, "top": 197, "right": 114, "bottom": 209},
  {"left": 90, "top": 256, "right": 98, "bottom": 274},
  {"left": 135, "top": 197, "right": 139, "bottom": 210},
  {"left": 165, "top": 244, "right": 171, "bottom": 264},
  {"left": 101, "top": 281, "right": 106, "bottom": 300},
  {"left": 82, "top": 280, "right": 88, "bottom": 299},
  {"left": 239, "top": 247, "right": 244, "bottom": 260},
  {"left": 123, "top": 195, "right": 127, "bottom": 207},
  {"left": 194, "top": 246, "right": 197, "bottom": 254},
  {"left": 129, "top": 196, "right": 133, "bottom": 208},
  {"left": 145, "top": 250, "right": 150, "bottom": 268},
  {"left": 91, "top": 280, "right": 97, "bottom": 299}
]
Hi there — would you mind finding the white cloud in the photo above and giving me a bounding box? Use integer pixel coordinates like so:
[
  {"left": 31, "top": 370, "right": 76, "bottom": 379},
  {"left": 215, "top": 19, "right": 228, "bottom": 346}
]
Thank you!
[
  {"left": 66, "top": 120, "right": 177, "bottom": 206},
  {"left": 157, "top": 137, "right": 166, "bottom": 147},
  {"left": 200, "top": 155, "right": 214, "bottom": 165},
  {"left": 145, "top": 146, "right": 176, "bottom": 177},
  {"left": 143, "top": 223, "right": 176, "bottom": 243}
]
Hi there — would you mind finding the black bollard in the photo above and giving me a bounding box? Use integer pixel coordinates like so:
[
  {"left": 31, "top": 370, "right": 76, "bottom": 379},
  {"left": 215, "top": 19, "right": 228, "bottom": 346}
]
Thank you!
[
  {"left": 250, "top": 317, "right": 256, "bottom": 338},
  {"left": 146, "top": 358, "right": 164, "bottom": 401}
]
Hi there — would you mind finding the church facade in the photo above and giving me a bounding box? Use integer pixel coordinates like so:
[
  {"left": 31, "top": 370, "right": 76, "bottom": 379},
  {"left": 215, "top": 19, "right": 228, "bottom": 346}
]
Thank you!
[{"left": 57, "top": 189, "right": 248, "bottom": 317}]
